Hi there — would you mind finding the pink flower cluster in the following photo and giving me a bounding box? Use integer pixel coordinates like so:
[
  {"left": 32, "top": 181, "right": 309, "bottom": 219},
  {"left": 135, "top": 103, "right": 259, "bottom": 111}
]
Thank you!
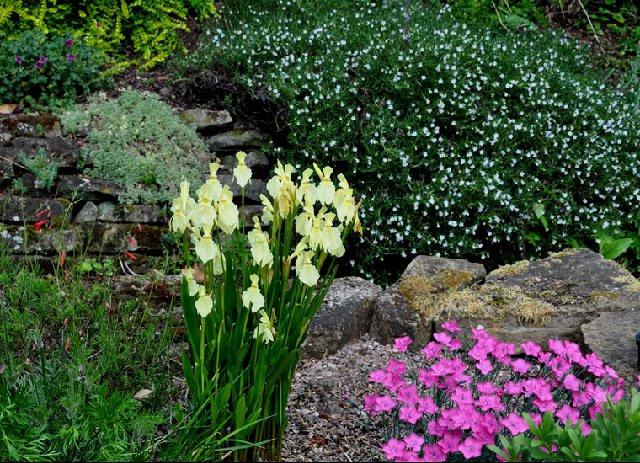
[{"left": 365, "top": 321, "right": 626, "bottom": 462}]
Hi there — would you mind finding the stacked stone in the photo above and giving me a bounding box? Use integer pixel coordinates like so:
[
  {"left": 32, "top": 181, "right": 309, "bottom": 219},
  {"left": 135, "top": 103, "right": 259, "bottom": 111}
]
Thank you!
[{"left": 0, "top": 110, "right": 271, "bottom": 264}]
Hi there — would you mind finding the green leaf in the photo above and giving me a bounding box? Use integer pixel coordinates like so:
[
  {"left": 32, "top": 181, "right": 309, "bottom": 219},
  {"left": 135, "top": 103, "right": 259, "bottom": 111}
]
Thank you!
[
  {"left": 533, "top": 203, "right": 548, "bottom": 230},
  {"left": 599, "top": 237, "right": 634, "bottom": 260}
]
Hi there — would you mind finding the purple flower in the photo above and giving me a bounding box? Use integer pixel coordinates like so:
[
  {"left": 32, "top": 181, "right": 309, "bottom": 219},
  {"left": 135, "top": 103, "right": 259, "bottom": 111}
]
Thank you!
[
  {"left": 66, "top": 54, "right": 76, "bottom": 62},
  {"left": 65, "top": 38, "right": 74, "bottom": 48},
  {"left": 15, "top": 55, "right": 23, "bottom": 65},
  {"left": 34, "top": 54, "right": 47, "bottom": 69}
]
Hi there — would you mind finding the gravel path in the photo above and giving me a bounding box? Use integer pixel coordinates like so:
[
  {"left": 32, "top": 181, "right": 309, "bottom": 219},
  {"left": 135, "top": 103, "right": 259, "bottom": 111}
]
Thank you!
[{"left": 282, "top": 336, "right": 393, "bottom": 462}]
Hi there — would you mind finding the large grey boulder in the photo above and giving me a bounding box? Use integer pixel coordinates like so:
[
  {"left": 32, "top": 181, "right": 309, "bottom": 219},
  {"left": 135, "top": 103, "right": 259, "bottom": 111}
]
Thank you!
[
  {"left": 469, "top": 248, "right": 640, "bottom": 345},
  {"left": 302, "top": 277, "right": 381, "bottom": 359},
  {"left": 582, "top": 310, "right": 640, "bottom": 379},
  {"left": 370, "top": 256, "right": 486, "bottom": 344},
  {"left": 370, "top": 249, "right": 640, "bottom": 349}
]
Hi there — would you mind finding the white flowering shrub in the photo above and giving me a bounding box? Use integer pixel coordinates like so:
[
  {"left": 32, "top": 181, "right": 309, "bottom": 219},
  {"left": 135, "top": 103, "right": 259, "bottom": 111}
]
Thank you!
[{"left": 188, "top": 0, "right": 640, "bottom": 280}]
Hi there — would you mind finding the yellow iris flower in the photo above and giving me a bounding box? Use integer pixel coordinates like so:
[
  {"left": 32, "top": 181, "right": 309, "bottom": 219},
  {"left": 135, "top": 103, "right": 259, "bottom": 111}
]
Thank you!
[
  {"left": 253, "top": 310, "right": 275, "bottom": 344},
  {"left": 313, "top": 163, "right": 335, "bottom": 205},
  {"left": 260, "top": 194, "right": 274, "bottom": 225},
  {"left": 194, "top": 228, "right": 220, "bottom": 264},
  {"left": 233, "top": 151, "right": 252, "bottom": 188},
  {"left": 333, "top": 173, "right": 357, "bottom": 224},
  {"left": 216, "top": 187, "right": 239, "bottom": 234},
  {"left": 296, "top": 249, "right": 320, "bottom": 286},
  {"left": 194, "top": 285, "right": 213, "bottom": 318},
  {"left": 169, "top": 181, "right": 193, "bottom": 233},
  {"left": 242, "top": 274, "right": 265, "bottom": 312},
  {"left": 248, "top": 217, "right": 273, "bottom": 268},
  {"left": 296, "top": 168, "right": 318, "bottom": 206},
  {"left": 182, "top": 267, "right": 199, "bottom": 296},
  {"left": 267, "top": 161, "right": 296, "bottom": 217}
]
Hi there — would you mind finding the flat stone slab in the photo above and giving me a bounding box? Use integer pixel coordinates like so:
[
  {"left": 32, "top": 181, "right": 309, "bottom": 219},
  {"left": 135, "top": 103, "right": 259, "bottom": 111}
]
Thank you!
[
  {"left": 90, "top": 202, "right": 165, "bottom": 223},
  {"left": 0, "top": 225, "right": 83, "bottom": 254},
  {"left": 0, "top": 114, "right": 62, "bottom": 137},
  {"left": 57, "top": 175, "right": 124, "bottom": 199},
  {"left": 1, "top": 136, "right": 78, "bottom": 167},
  {"left": 73, "top": 201, "right": 99, "bottom": 223},
  {"left": 179, "top": 109, "right": 232, "bottom": 134},
  {"left": 0, "top": 195, "right": 69, "bottom": 222},
  {"left": 303, "top": 277, "right": 381, "bottom": 359},
  {"left": 85, "top": 223, "right": 165, "bottom": 254},
  {"left": 206, "top": 131, "right": 268, "bottom": 151},
  {"left": 582, "top": 309, "right": 640, "bottom": 380}
]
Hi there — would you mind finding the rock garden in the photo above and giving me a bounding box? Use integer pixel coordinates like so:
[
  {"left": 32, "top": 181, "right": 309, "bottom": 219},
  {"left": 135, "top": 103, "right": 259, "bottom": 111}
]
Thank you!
[{"left": 2, "top": 0, "right": 640, "bottom": 461}]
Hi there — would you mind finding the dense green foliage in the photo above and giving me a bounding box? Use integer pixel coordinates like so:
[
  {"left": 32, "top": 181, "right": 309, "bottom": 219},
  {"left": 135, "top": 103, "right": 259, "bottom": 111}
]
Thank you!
[
  {"left": 0, "top": 256, "right": 169, "bottom": 461},
  {"left": 0, "top": 30, "right": 105, "bottom": 110},
  {"left": 20, "top": 148, "right": 60, "bottom": 191},
  {"left": 0, "top": 0, "right": 216, "bottom": 70},
  {"left": 446, "top": 0, "right": 639, "bottom": 56},
  {"left": 188, "top": 0, "right": 640, "bottom": 280},
  {"left": 61, "top": 90, "right": 206, "bottom": 206},
  {"left": 491, "top": 390, "right": 640, "bottom": 461}
]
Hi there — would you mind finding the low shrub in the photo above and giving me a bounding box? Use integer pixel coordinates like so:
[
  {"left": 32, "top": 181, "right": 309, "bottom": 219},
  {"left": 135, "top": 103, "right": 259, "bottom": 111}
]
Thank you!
[
  {"left": 491, "top": 389, "right": 640, "bottom": 461},
  {"left": 20, "top": 148, "right": 60, "bottom": 190},
  {"left": 61, "top": 90, "right": 206, "bottom": 205},
  {"left": 0, "top": 0, "right": 216, "bottom": 70},
  {"left": 0, "top": 30, "right": 106, "bottom": 110},
  {"left": 365, "top": 321, "right": 629, "bottom": 461},
  {"left": 189, "top": 0, "right": 640, "bottom": 281},
  {"left": 445, "top": 0, "right": 640, "bottom": 56}
]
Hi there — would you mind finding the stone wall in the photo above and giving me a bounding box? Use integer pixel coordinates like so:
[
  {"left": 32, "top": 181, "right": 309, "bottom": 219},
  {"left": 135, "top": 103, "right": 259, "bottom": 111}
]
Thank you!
[{"left": 0, "top": 109, "right": 271, "bottom": 269}]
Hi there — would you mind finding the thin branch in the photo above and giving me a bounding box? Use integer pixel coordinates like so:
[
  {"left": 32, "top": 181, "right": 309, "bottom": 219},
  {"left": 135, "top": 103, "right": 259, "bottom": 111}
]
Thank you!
[{"left": 576, "top": 0, "right": 600, "bottom": 43}]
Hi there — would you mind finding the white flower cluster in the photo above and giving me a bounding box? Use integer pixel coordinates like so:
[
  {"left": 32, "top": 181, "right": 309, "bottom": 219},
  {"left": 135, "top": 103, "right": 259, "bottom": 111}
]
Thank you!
[{"left": 202, "top": 0, "right": 640, "bottom": 280}]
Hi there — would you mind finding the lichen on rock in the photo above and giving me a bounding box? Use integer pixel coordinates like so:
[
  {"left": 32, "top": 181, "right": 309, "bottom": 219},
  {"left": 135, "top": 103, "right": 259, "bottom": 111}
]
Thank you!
[
  {"left": 397, "top": 269, "right": 477, "bottom": 311},
  {"left": 435, "top": 284, "right": 555, "bottom": 327},
  {"left": 488, "top": 259, "right": 530, "bottom": 277}
]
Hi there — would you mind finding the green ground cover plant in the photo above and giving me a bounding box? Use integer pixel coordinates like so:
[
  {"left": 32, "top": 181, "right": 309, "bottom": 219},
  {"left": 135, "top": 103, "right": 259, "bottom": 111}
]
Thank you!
[
  {"left": 0, "top": 249, "right": 257, "bottom": 461},
  {"left": 61, "top": 90, "right": 206, "bottom": 206},
  {"left": 0, "top": 0, "right": 216, "bottom": 71},
  {"left": 0, "top": 30, "right": 106, "bottom": 110},
  {"left": 491, "top": 389, "right": 640, "bottom": 461},
  {"left": 445, "top": 0, "right": 639, "bottom": 56},
  {"left": 0, "top": 254, "right": 170, "bottom": 460},
  {"left": 19, "top": 148, "right": 60, "bottom": 191},
  {"left": 186, "top": 0, "right": 640, "bottom": 281}
]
